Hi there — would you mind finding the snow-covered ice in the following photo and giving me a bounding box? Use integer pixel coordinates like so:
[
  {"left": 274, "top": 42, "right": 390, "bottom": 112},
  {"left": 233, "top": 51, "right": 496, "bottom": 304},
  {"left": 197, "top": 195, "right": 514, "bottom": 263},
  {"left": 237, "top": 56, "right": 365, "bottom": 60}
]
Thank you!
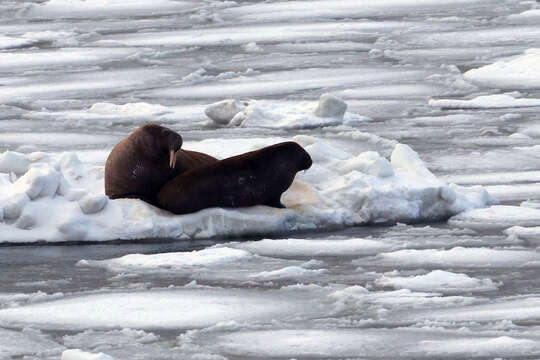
[{"left": 0, "top": 135, "right": 493, "bottom": 243}]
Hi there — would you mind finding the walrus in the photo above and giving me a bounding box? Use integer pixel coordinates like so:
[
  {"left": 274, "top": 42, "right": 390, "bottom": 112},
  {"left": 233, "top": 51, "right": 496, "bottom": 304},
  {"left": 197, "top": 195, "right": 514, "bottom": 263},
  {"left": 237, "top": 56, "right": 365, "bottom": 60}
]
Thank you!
[
  {"left": 105, "top": 123, "right": 184, "bottom": 206},
  {"left": 157, "top": 141, "right": 313, "bottom": 215}
]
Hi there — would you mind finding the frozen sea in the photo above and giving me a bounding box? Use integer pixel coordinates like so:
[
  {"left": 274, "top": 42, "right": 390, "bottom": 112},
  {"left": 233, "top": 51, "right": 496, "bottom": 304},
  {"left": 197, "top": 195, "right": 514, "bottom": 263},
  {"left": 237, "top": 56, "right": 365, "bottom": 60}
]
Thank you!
[{"left": 1, "top": 0, "right": 540, "bottom": 359}]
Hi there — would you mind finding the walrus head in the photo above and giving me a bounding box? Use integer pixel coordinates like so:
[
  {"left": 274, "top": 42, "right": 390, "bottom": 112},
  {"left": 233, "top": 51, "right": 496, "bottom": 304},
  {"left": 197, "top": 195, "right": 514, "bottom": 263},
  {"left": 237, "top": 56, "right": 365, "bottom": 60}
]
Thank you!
[
  {"left": 265, "top": 141, "right": 312, "bottom": 172},
  {"left": 136, "top": 123, "right": 183, "bottom": 169}
]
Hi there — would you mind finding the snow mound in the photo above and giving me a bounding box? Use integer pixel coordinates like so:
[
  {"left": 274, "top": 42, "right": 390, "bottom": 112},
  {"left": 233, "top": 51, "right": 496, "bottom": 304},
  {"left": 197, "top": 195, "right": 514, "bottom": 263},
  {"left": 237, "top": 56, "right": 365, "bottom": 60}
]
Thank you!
[
  {"left": 375, "top": 270, "right": 499, "bottom": 293},
  {"left": 62, "top": 349, "right": 115, "bottom": 360},
  {"left": 464, "top": 49, "right": 540, "bottom": 89},
  {"left": 205, "top": 99, "right": 367, "bottom": 129},
  {"left": 0, "top": 136, "right": 493, "bottom": 243},
  {"left": 429, "top": 94, "right": 540, "bottom": 109}
]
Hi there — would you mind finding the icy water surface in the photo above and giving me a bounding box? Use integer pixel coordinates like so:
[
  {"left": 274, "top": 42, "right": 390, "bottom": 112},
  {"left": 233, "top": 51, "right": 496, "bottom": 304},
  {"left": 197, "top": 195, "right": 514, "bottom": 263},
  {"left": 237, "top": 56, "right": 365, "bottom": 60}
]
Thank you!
[{"left": 2, "top": 0, "right": 540, "bottom": 358}]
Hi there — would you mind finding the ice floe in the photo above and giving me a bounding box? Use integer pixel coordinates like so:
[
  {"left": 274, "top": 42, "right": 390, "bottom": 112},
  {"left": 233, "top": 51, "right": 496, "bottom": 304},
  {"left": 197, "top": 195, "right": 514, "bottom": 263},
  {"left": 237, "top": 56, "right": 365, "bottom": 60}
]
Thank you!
[
  {"left": 429, "top": 94, "right": 540, "bottom": 109},
  {"left": 0, "top": 327, "right": 63, "bottom": 359},
  {"left": 0, "top": 288, "right": 324, "bottom": 330},
  {"left": 464, "top": 49, "right": 540, "bottom": 89},
  {"left": 375, "top": 270, "right": 499, "bottom": 293},
  {"left": 0, "top": 135, "right": 494, "bottom": 243},
  {"left": 449, "top": 205, "right": 540, "bottom": 230},
  {"left": 180, "top": 328, "right": 540, "bottom": 359},
  {"left": 79, "top": 247, "right": 253, "bottom": 272},
  {"left": 370, "top": 246, "right": 540, "bottom": 268},
  {"left": 401, "top": 296, "right": 540, "bottom": 324},
  {"left": 222, "top": 237, "right": 395, "bottom": 257}
]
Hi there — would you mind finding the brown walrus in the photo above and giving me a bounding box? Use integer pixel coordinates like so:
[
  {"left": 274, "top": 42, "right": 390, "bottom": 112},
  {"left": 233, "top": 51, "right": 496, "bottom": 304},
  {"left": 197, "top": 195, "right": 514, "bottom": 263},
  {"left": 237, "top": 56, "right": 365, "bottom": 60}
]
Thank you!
[
  {"left": 157, "top": 141, "right": 312, "bottom": 215},
  {"left": 105, "top": 123, "right": 184, "bottom": 206},
  {"left": 105, "top": 123, "right": 218, "bottom": 206}
]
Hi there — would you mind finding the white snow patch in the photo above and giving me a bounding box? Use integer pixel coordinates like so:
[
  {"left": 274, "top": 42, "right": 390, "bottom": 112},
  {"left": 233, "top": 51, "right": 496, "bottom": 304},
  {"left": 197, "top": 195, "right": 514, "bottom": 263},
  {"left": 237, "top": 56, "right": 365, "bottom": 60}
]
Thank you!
[
  {"left": 375, "top": 270, "right": 499, "bottom": 293},
  {"left": 464, "top": 49, "right": 540, "bottom": 89}
]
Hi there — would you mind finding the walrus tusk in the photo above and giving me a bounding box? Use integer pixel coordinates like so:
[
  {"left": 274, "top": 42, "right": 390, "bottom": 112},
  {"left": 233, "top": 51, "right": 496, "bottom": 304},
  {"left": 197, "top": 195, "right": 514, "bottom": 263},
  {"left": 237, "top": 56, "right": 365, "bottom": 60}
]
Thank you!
[{"left": 169, "top": 148, "right": 176, "bottom": 168}]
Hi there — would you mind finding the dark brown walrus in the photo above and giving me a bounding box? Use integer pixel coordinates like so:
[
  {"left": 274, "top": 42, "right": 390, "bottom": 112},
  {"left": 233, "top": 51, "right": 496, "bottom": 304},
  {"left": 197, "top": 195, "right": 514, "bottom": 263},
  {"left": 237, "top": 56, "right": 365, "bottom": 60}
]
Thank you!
[
  {"left": 105, "top": 123, "right": 217, "bottom": 206},
  {"left": 157, "top": 142, "right": 313, "bottom": 215},
  {"left": 105, "top": 123, "right": 183, "bottom": 206}
]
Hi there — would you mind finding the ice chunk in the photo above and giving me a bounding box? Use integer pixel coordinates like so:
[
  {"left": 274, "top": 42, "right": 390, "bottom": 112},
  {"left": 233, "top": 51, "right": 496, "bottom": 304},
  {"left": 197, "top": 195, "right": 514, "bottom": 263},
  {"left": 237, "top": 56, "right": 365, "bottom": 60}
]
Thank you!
[
  {"left": 0, "top": 151, "right": 29, "bottom": 175},
  {"left": 338, "top": 151, "right": 394, "bottom": 177},
  {"left": 391, "top": 144, "right": 437, "bottom": 180},
  {"left": 204, "top": 99, "right": 246, "bottom": 125},
  {"left": 78, "top": 194, "right": 108, "bottom": 215},
  {"left": 11, "top": 167, "right": 61, "bottom": 200},
  {"left": 314, "top": 93, "right": 347, "bottom": 118},
  {"left": 62, "top": 349, "right": 115, "bottom": 360},
  {"left": 3, "top": 193, "right": 30, "bottom": 220},
  {"left": 375, "top": 270, "right": 499, "bottom": 293}
]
